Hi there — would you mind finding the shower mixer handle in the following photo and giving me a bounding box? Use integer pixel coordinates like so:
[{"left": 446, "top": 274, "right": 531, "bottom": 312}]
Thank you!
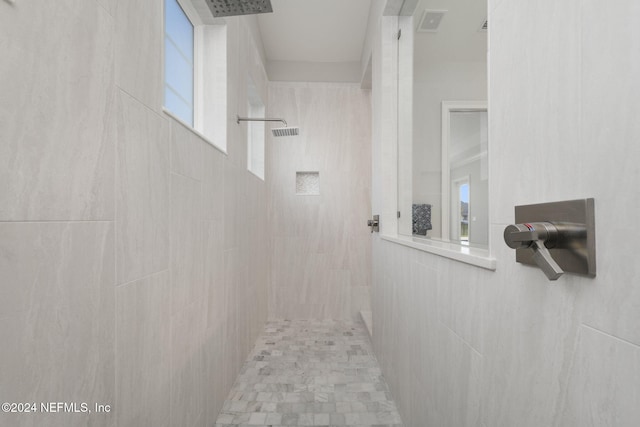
[
  {"left": 504, "top": 222, "right": 564, "bottom": 280},
  {"left": 504, "top": 222, "right": 558, "bottom": 249}
]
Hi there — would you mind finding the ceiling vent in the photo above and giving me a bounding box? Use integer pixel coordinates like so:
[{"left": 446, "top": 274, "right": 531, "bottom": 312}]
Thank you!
[
  {"left": 417, "top": 10, "right": 447, "bottom": 33},
  {"left": 478, "top": 18, "right": 488, "bottom": 32}
]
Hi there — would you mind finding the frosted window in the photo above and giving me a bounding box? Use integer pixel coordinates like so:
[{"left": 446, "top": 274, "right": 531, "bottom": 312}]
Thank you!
[
  {"left": 296, "top": 172, "right": 320, "bottom": 195},
  {"left": 164, "top": 0, "right": 194, "bottom": 126}
]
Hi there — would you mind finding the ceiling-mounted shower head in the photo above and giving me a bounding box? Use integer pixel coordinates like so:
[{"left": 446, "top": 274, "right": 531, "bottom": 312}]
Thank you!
[{"left": 206, "top": 0, "right": 273, "bottom": 17}]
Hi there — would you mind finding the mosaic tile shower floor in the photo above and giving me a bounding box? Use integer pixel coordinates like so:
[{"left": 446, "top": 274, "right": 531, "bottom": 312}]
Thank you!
[{"left": 214, "top": 319, "right": 404, "bottom": 427}]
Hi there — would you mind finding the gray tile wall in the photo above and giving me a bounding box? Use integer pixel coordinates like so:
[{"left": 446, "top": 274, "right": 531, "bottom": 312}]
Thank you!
[
  {"left": 370, "top": 1, "right": 640, "bottom": 427},
  {"left": 267, "top": 83, "right": 373, "bottom": 321},
  {"left": 0, "top": 1, "right": 269, "bottom": 426}
]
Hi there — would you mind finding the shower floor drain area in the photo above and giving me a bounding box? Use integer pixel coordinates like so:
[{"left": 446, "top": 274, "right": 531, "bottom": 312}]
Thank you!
[{"left": 214, "top": 319, "right": 404, "bottom": 426}]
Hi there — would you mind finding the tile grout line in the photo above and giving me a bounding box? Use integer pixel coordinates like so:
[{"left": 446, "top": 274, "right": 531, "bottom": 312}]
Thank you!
[{"left": 581, "top": 323, "right": 640, "bottom": 350}]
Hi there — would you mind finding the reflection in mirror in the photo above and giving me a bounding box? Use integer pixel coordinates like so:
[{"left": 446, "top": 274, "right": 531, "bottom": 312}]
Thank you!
[
  {"left": 397, "top": 0, "right": 488, "bottom": 249},
  {"left": 442, "top": 103, "right": 488, "bottom": 247}
]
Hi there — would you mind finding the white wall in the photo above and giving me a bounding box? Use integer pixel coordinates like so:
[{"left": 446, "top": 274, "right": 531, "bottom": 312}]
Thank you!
[
  {"left": 0, "top": 1, "right": 268, "bottom": 426},
  {"left": 267, "top": 82, "right": 372, "bottom": 321},
  {"left": 371, "top": 0, "right": 640, "bottom": 426},
  {"left": 267, "top": 61, "right": 363, "bottom": 83}
]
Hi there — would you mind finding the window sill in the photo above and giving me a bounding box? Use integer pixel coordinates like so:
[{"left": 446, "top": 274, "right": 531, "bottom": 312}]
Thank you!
[
  {"left": 247, "top": 169, "right": 265, "bottom": 181},
  {"left": 380, "top": 234, "right": 496, "bottom": 270},
  {"left": 162, "top": 108, "right": 227, "bottom": 156}
]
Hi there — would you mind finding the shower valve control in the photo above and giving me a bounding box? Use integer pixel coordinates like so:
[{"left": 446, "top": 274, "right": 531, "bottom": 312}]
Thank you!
[
  {"left": 505, "top": 199, "right": 596, "bottom": 281},
  {"left": 504, "top": 222, "right": 564, "bottom": 280},
  {"left": 367, "top": 215, "right": 380, "bottom": 233}
]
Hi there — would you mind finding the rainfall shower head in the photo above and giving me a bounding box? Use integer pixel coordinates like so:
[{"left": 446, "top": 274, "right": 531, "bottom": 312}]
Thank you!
[
  {"left": 236, "top": 115, "right": 300, "bottom": 138},
  {"left": 206, "top": 0, "right": 273, "bottom": 17},
  {"left": 271, "top": 127, "right": 299, "bottom": 137}
]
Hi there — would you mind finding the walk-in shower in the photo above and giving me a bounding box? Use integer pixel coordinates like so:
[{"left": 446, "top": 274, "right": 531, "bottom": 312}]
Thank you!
[{"left": 236, "top": 115, "right": 300, "bottom": 137}]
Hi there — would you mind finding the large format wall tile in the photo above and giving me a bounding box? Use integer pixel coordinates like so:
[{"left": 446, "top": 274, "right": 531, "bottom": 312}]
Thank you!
[
  {"left": 0, "top": 222, "right": 115, "bottom": 427},
  {"left": 407, "top": 257, "right": 440, "bottom": 427},
  {"left": 0, "top": 1, "right": 115, "bottom": 221},
  {"left": 202, "top": 144, "right": 225, "bottom": 221},
  {"left": 437, "top": 257, "right": 491, "bottom": 355},
  {"left": 267, "top": 83, "right": 372, "bottom": 321},
  {"left": 116, "top": 90, "right": 170, "bottom": 285},
  {"left": 372, "top": 1, "right": 640, "bottom": 426},
  {"left": 170, "top": 121, "right": 203, "bottom": 181},
  {"left": 204, "top": 324, "right": 227, "bottom": 424},
  {"left": 170, "top": 301, "right": 207, "bottom": 427},
  {"left": 114, "top": 0, "right": 162, "bottom": 111},
  {"left": 489, "top": 0, "right": 582, "bottom": 226},
  {"left": 246, "top": 176, "right": 269, "bottom": 329},
  {"left": 578, "top": 0, "right": 640, "bottom": 346},
  {"left": 434, "top": 327, "right": 482, "bottom": 427},
  {"left": 170, "top": 172, "right": 204, "bottom": 314},
  {"left": 205, "top": 219, "right": 226, "bottom": 327},
  {"left": 482, "top": 226, "right": 585, "bottom": 427},
  {"left": 1, "top": 7, "right": 268, "bottom": 427},
  {"left": 560, "top": 325, "right": 640, "bottom": 427},
  {"left": 223, "top": 161, "right": 241, "bottom": 251},
  {"left": 116, "top": 272, "right": 171, "bottom": 427},
  {"left": 96, "top": 0, "right": 116, "bottom": 16},
  {"left": 484, "top": 0, "right": 640, "bottom": 425}
]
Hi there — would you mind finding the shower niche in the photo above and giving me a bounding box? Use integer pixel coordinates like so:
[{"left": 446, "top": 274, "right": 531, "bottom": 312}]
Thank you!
[{"left": 296, "top": 171, "right": 320, "bottom": 196}]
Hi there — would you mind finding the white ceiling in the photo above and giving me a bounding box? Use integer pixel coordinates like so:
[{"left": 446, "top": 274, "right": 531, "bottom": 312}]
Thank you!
[
  {"left": 254, "top": 0, "right": 485, "bottom": 82},
  {"left": 257, "top": 0, "right": 372, "bottom": 64},
  {"left": 413, "top": 0, "right": 487, "bottom": 63}
]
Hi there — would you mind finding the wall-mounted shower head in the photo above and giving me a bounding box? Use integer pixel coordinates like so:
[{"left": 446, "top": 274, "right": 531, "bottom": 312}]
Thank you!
[
  {"left": 206, "top": 0, "right": 273, "bottom": 17},
  {"left": 271, "top": 127, "right": 299, "bottom": 137},
  {"left": 236, "top": 115, "right": 300, "bottom": 138}
]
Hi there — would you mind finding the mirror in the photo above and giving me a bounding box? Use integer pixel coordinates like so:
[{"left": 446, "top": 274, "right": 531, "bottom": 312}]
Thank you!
[
  {"left": 441, "top": 102, "right": 488, "bottom": 246},
  {"left": 397, "top": 0, "right": 488, "bottom": 248}
]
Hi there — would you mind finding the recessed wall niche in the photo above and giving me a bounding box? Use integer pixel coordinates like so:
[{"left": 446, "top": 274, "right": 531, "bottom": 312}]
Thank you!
[{"left": 296, "top": 172, "right": 320, "bottom": 195}]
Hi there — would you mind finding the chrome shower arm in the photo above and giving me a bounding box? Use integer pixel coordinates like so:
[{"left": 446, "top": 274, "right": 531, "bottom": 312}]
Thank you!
[{"left": 236, "top": 115, "right": 287, "bottom": 127}]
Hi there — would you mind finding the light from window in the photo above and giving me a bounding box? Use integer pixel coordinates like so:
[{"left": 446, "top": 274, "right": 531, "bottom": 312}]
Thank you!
[
  {"left": 164, "top": 0, "right": 194, "bottom": 126},
  {"left": 459, "top": 182, "right": 469, "bottom": 242}
]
